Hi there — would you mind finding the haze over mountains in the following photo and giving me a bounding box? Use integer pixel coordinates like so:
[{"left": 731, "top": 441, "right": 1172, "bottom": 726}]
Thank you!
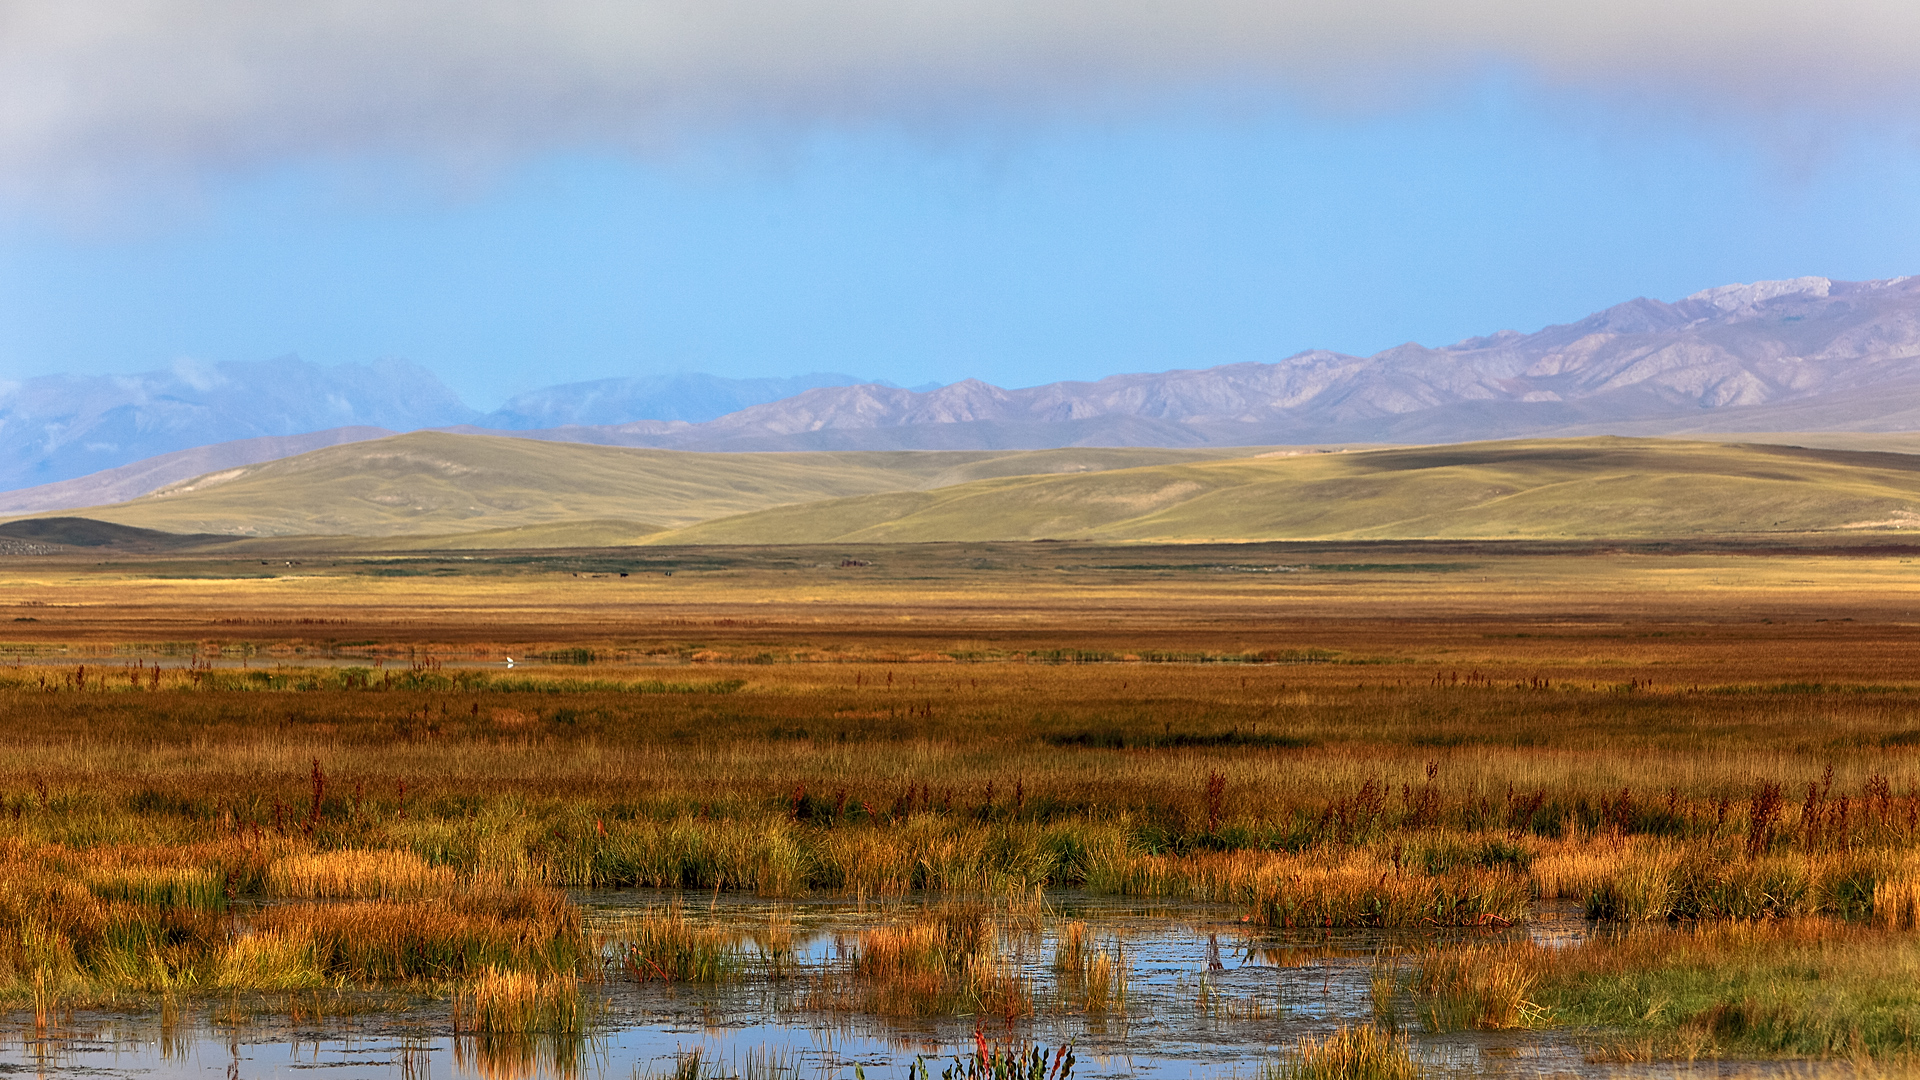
[
  {"left": 0, "top": 361, "right": 874, "bottom": 495},
  {"left": 6, "top": 274, "right": 1920, "bottom": 513},
  {"left": 591, "top": 274, "right": 1920, "bottom": 451}
]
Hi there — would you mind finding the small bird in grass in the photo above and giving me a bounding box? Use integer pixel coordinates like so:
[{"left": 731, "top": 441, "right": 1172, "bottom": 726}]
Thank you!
[{"left": 504, "top": 657, "right": 516, "bottom": 668}]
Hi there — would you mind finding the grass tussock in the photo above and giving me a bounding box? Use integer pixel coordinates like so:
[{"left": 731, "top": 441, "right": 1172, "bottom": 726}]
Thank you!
[
  {"left": 1050, "top": 921, "right": 1127, "bottom": 1015},
  {"left": 619, "top": 904, "right": 742, "bottom": 982},
  {"left": 1260, "top": 1025, "right": 1424, "bottom": 1080},
  {"left": 808, "top": 905, "right": 1031, "bottom": 1018},
  {"left": 451, "top": 967, "right": 585, "bottom": 1033},
  {"left": 1411, "top": 944, "right": 1543, "bottom": 1031}
]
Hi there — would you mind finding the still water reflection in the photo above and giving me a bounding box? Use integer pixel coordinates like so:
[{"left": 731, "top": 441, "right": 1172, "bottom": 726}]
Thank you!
[{"left": 0, "top": 892, "right": 1851, "bottom": 1080}]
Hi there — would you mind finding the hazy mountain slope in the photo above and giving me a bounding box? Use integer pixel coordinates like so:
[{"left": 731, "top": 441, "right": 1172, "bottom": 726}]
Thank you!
[
  {"left": 482, "top": 372, "right": 869, "bottom": 427},
  {"left": 543, "top": 275, "right": 1920, "bottom": 451},
  {"left": 47, "top": 433, "right": 1251, "bottom": 537},
  {"left": 0, "top": 426, "right": 394, "bottom": 515},
  {"left": 0, "top": 358, "right": 473, "bottom": 490},
  {"left": 649, "top": 438, "right": 1920, "bottom": 544},
  {"left": 9, "top": 273, "right": 1919, "bottom": 488}
]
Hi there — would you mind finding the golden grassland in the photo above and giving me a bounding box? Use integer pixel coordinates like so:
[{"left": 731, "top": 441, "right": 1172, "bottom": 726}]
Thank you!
[
  {"left": 39, "top": 431, "right": 1249, "bottom": 539},
  {"left": 37, "top": 434, "right": 1920, "bottom": 545},
  {"left": 6, "top": 539, "right": 1920, "bottom": 1060}
]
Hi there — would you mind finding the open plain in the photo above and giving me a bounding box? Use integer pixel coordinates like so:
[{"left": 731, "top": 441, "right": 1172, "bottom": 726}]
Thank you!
[{"left": 5, "top": 535, "right": 1920, "bottom": 1074}]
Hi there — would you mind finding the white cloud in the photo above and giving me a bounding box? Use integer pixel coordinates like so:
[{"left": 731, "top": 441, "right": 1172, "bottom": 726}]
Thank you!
[{"left": 2, "top": 0, "right": 1918, "bottom": 202}]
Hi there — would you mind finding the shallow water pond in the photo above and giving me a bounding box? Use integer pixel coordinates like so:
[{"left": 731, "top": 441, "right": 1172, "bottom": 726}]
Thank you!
[{"left": 0, "top": 893, "right": 1850, "bottom": 1080}]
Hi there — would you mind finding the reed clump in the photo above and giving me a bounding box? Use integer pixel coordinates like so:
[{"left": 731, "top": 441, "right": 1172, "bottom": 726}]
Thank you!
[
  {"left": 619, "top": 905, "right": 742, "bottom": 982},
  {"left": 1872, "top": 856, "right": 1920, "bottom": 930},
  {"left": 1579, "top": 849, "right": 1892, "bottom": 922},
  {"left": 1050, "top": 920, "right": 1127, "bottom": 1014},
  {"left": 809, "top": 904, "right": 1030, "bottom": 1018},
  {"left": 1259, "top": 1025, "right": 1424, "bottom": 1080},
  {"left": 1084, "top": 944, "right": 1126, "bottom": 1015},
  {"left": 1411, "top": 943, "right": 1542, "bottom": 1031},
  {"left": 451, "top": 967, "right": 585, "bottom": 1033},
  {"left": 254, "top": 888, "right": 587, "bottom": 984}
]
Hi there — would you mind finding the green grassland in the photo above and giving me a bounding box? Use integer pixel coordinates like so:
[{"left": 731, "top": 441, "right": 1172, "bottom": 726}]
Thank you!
[
  {"left": 652, "top": 438, "right": 1920, "bottom": 543},
  {"left": 33, "top": 433, "right": 1253, "bottom": 540},
  {"left": 22, "top": 432, "right": 1920, "bottom": 546}
]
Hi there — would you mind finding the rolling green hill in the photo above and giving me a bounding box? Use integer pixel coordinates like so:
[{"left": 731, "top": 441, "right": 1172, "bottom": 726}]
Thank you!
[
  {"left": 645, "top": 438, "right": 1920, "bottom": 544},
  {"left": 28, "top": 433, "right": 1920, "bottom": 546},
  {"left": 29, "top": 432, "right": 1258, "bottom": 539}
]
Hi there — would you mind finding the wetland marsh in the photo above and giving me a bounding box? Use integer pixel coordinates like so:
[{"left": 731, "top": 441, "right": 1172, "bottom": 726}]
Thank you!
[{"left": 4, "top": 539, "right": 1920, "bottom": 1078}]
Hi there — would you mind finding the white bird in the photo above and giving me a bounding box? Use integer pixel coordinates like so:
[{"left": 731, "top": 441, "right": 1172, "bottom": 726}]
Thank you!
[{"left": 504, "top": 657, "right": 516, "bottom": 668}]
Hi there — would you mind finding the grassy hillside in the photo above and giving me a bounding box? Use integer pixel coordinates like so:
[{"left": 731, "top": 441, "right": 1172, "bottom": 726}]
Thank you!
[
  {"left": 34, "top": 433, "right": 1920, "bottom": 545},
  {"left": 33, "top": 432, "right": 1254, "bottom": 538},
  {"left": 649, "top": 438, "right": 1920, "bottom": 543}
]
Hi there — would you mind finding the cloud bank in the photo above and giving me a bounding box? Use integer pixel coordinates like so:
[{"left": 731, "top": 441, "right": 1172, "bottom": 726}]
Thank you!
[{"left": 3, "top": 0, "right": 1918, "bottom": 200}]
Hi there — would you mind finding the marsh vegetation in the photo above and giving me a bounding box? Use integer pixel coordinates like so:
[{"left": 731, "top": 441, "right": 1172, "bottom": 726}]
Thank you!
[{"left": 5, "top": 540, "right": 1920, "bottom": 1074}]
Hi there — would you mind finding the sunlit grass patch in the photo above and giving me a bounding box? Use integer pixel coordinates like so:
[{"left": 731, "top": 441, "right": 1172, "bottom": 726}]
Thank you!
[
  {"left": 452, "top": 967, "right": 585, "bottom": 1033},
  {"left": 1406, "top": 919, "right": 1920, "bottom": 1060},
  {"left": 257, "top": 889, "right": 588, "bottom": 984},
  {"left": 1412, "top": 943, "right": 1543, "bottom": 1031},
  {"left": 618, "top": 904, "right": 743, "bottom": 983},
  {"left": 1260, "top": 1025, "right": 1424, "bottom": 1080},
  {"left": 268, "top": 848, "right": 458, "bottom": 900}
]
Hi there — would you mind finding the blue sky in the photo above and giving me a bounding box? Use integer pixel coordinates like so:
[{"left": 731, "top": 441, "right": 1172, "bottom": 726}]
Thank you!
[{"left": 3, "top": 3, "right": 1920, "bottom": 409}]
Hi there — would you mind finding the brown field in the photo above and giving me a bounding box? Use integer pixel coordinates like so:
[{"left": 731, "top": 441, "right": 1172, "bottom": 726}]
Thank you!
[{"left": 6, "top": 536, "right": 1920, "bottom": 1061}]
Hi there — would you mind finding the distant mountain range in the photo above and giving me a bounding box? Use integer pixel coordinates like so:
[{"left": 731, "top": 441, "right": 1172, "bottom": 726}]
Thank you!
[
  {"left": 0, "top": 358, "right": 469, "bottom": 493},
  {"left": 485, "top": 372, "right": 873, "bottom": 428},
  {"left": 6, "top": 274, "right": 1920, "bottom": 513},
  {"left": 543, "top": 274, "right": 1920, "bottom": 451},
  {"left": 0, "top": 361, "right": 871, "bottom": 496}
]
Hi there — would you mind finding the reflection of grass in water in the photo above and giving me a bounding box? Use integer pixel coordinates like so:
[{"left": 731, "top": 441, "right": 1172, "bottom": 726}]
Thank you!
[
  {"left": 455, "top": 1029, "right": 588, "bottom": 1080},
  {"left": 1051, "top": 920, "right": 1128, "bottom": 1015},
  {"left": 807, "top": 904, "right": 1031, "bottom": 1019},
  {"left": 1192, "top": 974, "right": 1267, "bottom": 1022},
  {"left": 1260, "top": 1025, "right": 1423, "bottom": 1080},
  {"left": 635, "top": 1045, "right": 803, "bottom": 1080}
]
